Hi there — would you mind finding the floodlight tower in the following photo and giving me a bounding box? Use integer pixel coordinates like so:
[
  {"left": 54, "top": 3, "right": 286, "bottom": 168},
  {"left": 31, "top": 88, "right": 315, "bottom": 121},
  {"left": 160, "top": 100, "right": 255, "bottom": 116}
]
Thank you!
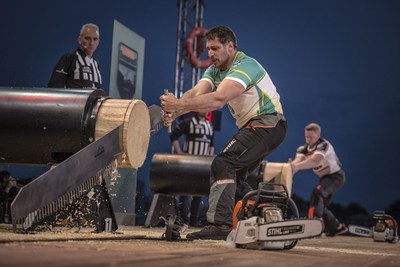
[{"left": 174, "top": 0, "right": 211, "bottom": 98}]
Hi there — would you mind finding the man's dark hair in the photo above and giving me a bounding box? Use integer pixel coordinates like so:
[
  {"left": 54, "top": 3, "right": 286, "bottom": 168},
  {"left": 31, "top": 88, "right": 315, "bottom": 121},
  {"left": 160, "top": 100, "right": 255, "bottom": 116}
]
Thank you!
[
  {"left": 205, "top": 25, "right": 237, "bottom": 49},
  {"left": 0, "top": 171, "right": 11, "bottom": 181},
  {"left": 0, "top": 170, "right": 11, "bottom": 188}
]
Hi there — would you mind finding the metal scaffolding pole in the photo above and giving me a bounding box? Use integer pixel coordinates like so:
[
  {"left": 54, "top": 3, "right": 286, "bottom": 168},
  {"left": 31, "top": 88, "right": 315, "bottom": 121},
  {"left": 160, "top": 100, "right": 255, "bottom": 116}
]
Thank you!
[{"left": 173, "top": 0, "right": 207, "bottom": 98}]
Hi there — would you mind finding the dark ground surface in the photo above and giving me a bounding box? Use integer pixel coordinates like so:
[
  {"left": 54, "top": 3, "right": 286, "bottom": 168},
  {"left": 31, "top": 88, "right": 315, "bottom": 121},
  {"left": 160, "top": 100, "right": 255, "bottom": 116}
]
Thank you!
[{"left": 0, "top": 224, "right": 399, "bottom": 267}]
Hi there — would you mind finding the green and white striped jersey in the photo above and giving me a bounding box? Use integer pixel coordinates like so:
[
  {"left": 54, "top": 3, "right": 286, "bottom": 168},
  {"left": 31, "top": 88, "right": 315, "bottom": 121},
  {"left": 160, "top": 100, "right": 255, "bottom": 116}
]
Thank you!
[{"left": 201, "top": 51, "right": 283, "bottom": 128}]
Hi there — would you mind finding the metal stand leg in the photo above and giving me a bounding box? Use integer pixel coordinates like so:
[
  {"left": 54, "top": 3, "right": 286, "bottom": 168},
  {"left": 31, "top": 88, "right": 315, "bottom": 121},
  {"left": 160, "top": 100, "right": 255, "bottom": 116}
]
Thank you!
[{"left": 145, "top": 194, "right": 177, "bottom": 227}]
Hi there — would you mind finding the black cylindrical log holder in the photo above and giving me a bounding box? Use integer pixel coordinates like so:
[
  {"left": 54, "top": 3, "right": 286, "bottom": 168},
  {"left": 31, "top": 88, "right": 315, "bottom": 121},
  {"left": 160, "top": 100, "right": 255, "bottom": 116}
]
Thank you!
[
  {"left": 0, "top": 87, "right": 105, "bottom": 165},
  {"left": 0, "top": 87, "right": 151, "bottom": 168},
  {"left": 149, "top": 153, "right": 265, "bottom": 196}
]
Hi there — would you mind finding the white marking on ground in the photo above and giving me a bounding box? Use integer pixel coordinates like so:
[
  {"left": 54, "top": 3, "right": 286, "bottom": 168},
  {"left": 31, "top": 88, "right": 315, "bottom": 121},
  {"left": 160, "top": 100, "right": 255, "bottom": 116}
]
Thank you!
[{"left": 296, "top": 246, "right": 395, "bottom": 256}]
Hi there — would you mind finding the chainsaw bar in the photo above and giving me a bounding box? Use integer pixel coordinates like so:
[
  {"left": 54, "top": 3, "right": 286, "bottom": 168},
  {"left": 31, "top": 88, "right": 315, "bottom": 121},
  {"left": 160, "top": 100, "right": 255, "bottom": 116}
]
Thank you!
[
  {"left": 259, "top": 218, "right": 324, "bottom": 241},
  {"left": 234, "top": 217, "right": 323, "bottom": 244},
  {"left": 348, "top": 225, "right": 372, "bottom": 237}
]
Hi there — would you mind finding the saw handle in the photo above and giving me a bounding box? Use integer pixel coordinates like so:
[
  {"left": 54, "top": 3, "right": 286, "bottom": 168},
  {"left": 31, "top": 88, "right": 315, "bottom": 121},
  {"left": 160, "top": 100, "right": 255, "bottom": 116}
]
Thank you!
[{"left": 163, "top": 89, "right": 172, "bottom": 133}]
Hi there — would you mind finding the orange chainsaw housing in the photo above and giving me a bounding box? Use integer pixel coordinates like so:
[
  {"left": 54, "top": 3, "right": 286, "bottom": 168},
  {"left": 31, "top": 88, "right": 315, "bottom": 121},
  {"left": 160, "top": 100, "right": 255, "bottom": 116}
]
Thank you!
[{"left": 233, "top": 200, "right": 276, "bottom": 229}]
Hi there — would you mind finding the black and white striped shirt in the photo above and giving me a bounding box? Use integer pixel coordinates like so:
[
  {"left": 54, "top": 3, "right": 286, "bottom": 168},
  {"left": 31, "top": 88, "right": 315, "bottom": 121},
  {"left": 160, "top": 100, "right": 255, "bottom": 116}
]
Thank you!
[
  {"left": 48, "top": 48, "right": 102, "bottom": 89},
  {"left": 170, "top": 115, "right": 214, "bottom": 155}
]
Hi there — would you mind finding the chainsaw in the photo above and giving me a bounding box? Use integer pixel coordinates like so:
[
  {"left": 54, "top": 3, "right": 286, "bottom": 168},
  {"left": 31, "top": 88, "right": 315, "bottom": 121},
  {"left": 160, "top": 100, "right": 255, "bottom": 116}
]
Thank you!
[
  {"left": 348, "top": 210, "right": 399, "bottom": 243},
  {"left": 227, "top": 183, "right": 323, "bottom": 250}
]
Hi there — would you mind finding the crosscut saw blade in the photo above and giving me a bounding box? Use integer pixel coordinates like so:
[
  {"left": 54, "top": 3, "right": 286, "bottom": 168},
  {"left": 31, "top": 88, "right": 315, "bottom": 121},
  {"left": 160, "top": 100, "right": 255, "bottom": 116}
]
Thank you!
[
  {"left": 11, "top": 125, "right": 123, "bottom": 231},
  {"left": 234, "top": 217, "right": 323, "bottom": 244}
]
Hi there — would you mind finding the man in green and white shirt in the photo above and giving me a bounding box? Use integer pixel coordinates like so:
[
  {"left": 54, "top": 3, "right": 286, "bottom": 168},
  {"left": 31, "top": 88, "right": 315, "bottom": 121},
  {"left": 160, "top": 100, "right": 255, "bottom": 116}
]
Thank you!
[
  {"left": 161, "top": 25, "right": 287, "bottom": 240},
  {"left": 202, "top": 50, "right": 284, "bottom": 129}
]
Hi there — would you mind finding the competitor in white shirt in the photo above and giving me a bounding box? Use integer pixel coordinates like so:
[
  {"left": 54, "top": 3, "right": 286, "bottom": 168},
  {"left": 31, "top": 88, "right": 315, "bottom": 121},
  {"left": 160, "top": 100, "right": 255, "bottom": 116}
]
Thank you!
[{"left": 291, "top": 123, "right": 347, "bottom": 236}]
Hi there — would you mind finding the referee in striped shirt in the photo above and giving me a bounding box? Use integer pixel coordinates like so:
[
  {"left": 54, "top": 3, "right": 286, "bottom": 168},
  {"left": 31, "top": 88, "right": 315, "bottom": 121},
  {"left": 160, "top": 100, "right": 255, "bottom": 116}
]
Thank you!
[
  {"left": 170, "top": 112, "right": 214, "bottom": 226},
  {"left": 48, "top": 23, "right": 102, "bottom": 89}
]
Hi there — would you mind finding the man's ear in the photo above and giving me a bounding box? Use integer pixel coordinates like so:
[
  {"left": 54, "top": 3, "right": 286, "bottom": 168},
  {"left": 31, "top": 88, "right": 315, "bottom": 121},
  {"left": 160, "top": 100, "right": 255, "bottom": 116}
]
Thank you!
[{"left": 228, "top": 41, "right": 235, "bottom": 51}]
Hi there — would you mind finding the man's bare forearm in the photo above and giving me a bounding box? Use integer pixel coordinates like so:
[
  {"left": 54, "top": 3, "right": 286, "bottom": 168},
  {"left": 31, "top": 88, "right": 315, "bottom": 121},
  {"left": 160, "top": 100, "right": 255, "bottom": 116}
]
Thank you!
[{"left": 178, "top": 92, "right": 226, "bottom": 115}]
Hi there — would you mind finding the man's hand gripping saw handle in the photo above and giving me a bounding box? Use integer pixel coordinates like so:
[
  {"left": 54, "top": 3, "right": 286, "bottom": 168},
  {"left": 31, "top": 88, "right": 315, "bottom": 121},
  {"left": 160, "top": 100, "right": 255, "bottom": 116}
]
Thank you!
[{"left": 163, "top": 89, "right": 172, "bottom": 133}]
